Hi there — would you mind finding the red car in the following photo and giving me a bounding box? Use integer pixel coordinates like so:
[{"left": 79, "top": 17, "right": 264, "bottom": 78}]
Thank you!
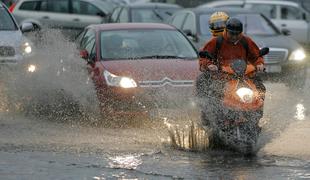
[{"left": 76, "top": 23, "right": 199, "bottom": 116}]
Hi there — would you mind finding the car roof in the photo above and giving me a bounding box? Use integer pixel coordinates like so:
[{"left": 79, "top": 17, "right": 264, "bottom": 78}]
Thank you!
[
  {"left": 89, "top": 23, "right": 176, "bottom": 31},
  {"left": 192, "top": 7, "right": 257, "bottom": 15},
  {"left": 202, "top": 0, "right": 300, "bottom": 7},
  {"left": 123, "top": 2, "right": 182, "bottom": 8}
]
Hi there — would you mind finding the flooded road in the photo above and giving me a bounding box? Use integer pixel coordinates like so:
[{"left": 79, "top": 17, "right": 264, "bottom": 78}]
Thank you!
[
  {"left": 0, "top": 31, "right": 310, "bottom": 179},
  {"left": 0, "top": 79, "right": 310, "bottom": 179}
]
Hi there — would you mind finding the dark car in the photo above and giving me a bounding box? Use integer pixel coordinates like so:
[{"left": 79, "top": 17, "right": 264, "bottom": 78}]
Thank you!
[
  {"left": 76, "top": 23, "right": 199, "bottom": 116},
  {"left": 168, "top": 8, "right": 308, "bottom": 88},
  {"left": 108, "top": 2, "right": 182, "bottom": 23}
]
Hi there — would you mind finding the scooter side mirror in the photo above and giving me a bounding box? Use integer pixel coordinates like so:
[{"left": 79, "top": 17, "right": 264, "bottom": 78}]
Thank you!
[
  {"left": 259, "top": 47, "right": 269, "bottom": 57},
  {"left": 198, "top": 51, "right": 215, "bottom": 60}
]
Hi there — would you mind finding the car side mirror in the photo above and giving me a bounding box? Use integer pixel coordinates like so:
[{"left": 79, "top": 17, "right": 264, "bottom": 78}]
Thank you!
[
  {"left": 20, "top": 22, "right": 34, "bottom": 33},
  {"left": 183, "top": 29, "right": 198, "bottom": 42},
  {"left": 281, "top": 28, "right": 291, "bottom": 36},
  {"left": 80, "top": 50, "right": 89, "bottom": 59},
  {"left": 97, "top": 11, "right": 106, "bottom": 18},
  {"left": 259, "top": 47, "right": 269, "bottom": 57}
]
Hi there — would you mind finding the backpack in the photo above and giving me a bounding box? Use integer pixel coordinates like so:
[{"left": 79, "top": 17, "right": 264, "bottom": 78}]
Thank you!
[{"left": 214, "top": 35, "right": 249, "bottom": 60}]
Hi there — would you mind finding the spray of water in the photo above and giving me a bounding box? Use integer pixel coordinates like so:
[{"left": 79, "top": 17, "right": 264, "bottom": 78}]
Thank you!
[{"left": 0, "top": 29, "right": 101, "bottom": 123}]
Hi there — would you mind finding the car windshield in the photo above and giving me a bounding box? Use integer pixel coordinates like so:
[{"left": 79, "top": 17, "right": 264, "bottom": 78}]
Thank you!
[
  {"left": 131, "top": 8, "right": 180, "bottom": 22},
  {"left": 0, "top": 7, "right": 17, "bottom": 30},
  {"left": 200, "top": 13, "right": 278, "bottom": 36},
  {"left": 100, "top": 29, "right": 197, "bottom": 60}
]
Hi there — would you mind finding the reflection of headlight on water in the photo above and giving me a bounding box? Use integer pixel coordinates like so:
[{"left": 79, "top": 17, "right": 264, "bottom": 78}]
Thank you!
[
  {"left": 236, "top": 87, "right": 254, "bottom": 103},
  {"left": 22, "top": 42, "right": 32, "bottom": 54},
  {"left": 27, "top": 64, "right": 36, "bottom": 73}
]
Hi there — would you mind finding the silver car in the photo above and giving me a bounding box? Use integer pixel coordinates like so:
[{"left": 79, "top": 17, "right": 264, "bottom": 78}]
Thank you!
[
  {"left": 169, "top": 8, "right": 308, "bottom": 88},
  {"left": 10, "top": 0, "right": 115, "bottom": 39},
  {"left": 0, "top": 2, "right": 34, "bottom": 67}
]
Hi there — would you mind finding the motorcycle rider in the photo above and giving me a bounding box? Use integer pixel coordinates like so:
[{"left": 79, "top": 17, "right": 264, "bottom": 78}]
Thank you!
[
  {"left": 197, "top": 17, "right": 266, "bottom": 127},
  {"left": 196, "top": 11, "right": 229, "bottom": 96}
]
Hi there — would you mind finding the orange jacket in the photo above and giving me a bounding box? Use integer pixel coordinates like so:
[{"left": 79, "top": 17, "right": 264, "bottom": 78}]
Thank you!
[{"left": 199, "top": 32, "right": 264, "bottom": 71}]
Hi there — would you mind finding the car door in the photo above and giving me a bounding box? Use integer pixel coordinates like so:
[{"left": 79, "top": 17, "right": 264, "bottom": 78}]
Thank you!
[
  {"left": 170, "top": 11, "right": 187, "bottom": 30},
  {"left": 276, "top": 5, "right": 309, "bottom": 43},
  {"left": 71, "top": 0, "right": 106, "bottom": 28},
  {"left": 109, "top": 7, "right": 122, "bottom": 23},
  {"left": 246, "top": 3, "right": 309, "bottom": 43},
  {"left": 79, "top": 29, "right": 97, "bottom": 77},
  {"left": 118, "top": 7, "right": 129, "bottom": 23},
  {"left": 181, "top": 13, "right": 200, "bottom": 48}
]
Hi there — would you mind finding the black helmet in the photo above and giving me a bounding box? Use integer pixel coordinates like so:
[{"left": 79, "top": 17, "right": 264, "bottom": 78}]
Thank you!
[{"left": 226, "top": 18, "right": 243, "bottom": 35}]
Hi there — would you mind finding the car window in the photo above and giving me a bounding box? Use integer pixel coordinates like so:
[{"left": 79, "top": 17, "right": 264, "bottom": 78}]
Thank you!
[
  {"left": 216, "top": 5, "right": 243, "bottom": 8},
  {"left": 131, "top": 8, "right": 180, "bottom": 23},
  {"left": 100, "top": 29, "right": 197, "bottom": 60},
  {"left": 72, "top": 0, "right": 103, "bottom": 16},
  {"left": 39, "top": 0, "right": 47, "bottom": 11},
  {"left": 182, "top": 13, "right": 195, "bottom": 33},
  {"left": 280, "top": 5, "right": 302, "bottom": 20},
  {"left": 248, "top": 4, "right": 276, "bottom": 19},
  {"left": 47, "top": 0, "right": 69, "bottom": 13},
  {"left": 0, "top": 7, "right": 17, "bottom": 30},
  {"left": 170, "top": 12, "right": 187, "bottom": 29},
  {"left": 19, "top": 1, "right": 40, "bottom": 11},
  {"left": 119, "top": 8, "right": 128, "bottom": 22},
  {"left": 235, "top": 14, "right": 278, "bottom": 35},
  {"left": 110, "top": 7, "right": 121, "bottom": 22}
]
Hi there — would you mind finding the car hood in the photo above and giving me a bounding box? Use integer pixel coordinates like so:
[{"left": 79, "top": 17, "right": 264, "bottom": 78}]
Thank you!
[
  {"left": 100, "top": 58, "right": 199, "bottom": 85},
  {"left": 0, "top": 31, "right": 23, "bottom": 47},
  {"left": 250, "top": 34, "right": 302, "bottom": 51}
]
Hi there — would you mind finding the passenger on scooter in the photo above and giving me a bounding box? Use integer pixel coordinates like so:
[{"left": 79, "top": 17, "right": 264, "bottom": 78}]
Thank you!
[{"left": 196, "top": 18, "right": 266, "bottom": 126}]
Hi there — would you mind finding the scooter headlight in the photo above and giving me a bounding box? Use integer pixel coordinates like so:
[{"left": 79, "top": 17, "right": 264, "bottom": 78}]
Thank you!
[
  {"left": 236, "top": 87, "right": 254, "bottom": 103},
  {"left": 104, "top": 70, "right": 137, "bottom": 88}
]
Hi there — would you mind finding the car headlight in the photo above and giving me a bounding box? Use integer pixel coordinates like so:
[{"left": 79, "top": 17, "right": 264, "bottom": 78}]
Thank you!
[
  {"left": 236, "top": 87, "right": 254, "bottom": 103},
  {"left": 289, "top": 49, "right": 305, "bottom": 61},
  {"left": 22, "top": 42, "right": 32, "bottom": 55},
  {"left": 103, "top": 70, "right": 137, "bottom": 88}
]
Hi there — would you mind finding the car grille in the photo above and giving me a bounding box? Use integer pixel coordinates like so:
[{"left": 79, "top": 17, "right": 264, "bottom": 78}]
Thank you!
[
  {"left": 0, "top": 46, "right": 15, "bottom": 57},
  {"left": 264, "top": 48, "right": 288, "bottom": 64}
]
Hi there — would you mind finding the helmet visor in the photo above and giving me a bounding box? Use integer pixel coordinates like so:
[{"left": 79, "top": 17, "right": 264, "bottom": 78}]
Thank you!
[{"left": 209, "top": 20, "right": 226, "bottom": 31}]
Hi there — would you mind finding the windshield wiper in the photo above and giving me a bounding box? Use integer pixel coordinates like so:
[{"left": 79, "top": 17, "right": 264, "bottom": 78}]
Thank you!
[{"left": 136, "top": 55, "right": 188, "bottom": 59}]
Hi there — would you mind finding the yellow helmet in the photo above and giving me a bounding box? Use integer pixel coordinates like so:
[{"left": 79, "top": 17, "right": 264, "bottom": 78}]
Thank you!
[{"left": 209, "top": 11, "right": 229, "bottom": 36}]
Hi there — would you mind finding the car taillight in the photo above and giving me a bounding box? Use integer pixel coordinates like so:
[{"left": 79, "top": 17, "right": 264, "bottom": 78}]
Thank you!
[{"left": 9, "top": 2, "right": 17, "bottom": 13}]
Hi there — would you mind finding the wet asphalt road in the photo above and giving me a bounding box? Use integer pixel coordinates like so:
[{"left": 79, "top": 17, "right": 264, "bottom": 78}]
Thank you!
[
  {"left": 0, "top": 31, "right": 310, "bottom": 179},
  {"left": 0, "top": 79, "right": 310, "bottom": 179}
]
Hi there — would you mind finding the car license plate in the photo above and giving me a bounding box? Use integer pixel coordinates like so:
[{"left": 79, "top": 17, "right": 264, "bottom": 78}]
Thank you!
[{"left": 266, "top": 65, "right": 282, "bottom": 73}]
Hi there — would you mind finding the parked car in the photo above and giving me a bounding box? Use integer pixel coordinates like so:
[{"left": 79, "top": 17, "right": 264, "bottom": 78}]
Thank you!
[
  {"left": 0, "top": 2, "right": 35, "bottom": 69},
  {"left": 108, "top": 3, "right": 182, "bottom": 23},
  {"left": 10, "top": 0, "right": 115, "bottom": 39},
  {"left": 168, "top": 7, "right": 308, "bottom": 88},
  {"left": 75, "top": 23, "right": 199, "bottom": 116},
  {"left": 198, "top": 0, "right": 310, "bottom": 44}
]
